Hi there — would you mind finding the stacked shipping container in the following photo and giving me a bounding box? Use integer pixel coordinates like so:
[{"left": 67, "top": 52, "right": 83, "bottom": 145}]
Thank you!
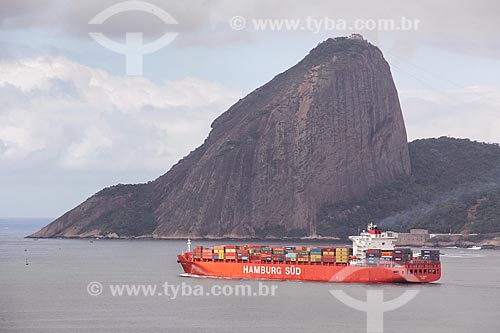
[
  {"left": 366, "top": 249, "right": 381, "bottom": 266},
  {"left": 421, "top": 250, "right": 440, "bottom": 261},
  {"left": 188, "top": 245, "right": 438, "bottom": 265},
  {"left": 335, "top": 247, "right": 350, "bottom": 263}
]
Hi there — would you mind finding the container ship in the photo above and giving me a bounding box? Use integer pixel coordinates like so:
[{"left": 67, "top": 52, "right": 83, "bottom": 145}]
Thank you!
[{"left": 177, "top": 224, "right": 441, "bottom": 283}]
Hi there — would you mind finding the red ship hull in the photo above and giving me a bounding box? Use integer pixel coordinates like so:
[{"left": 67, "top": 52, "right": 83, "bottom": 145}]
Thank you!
[{"left": 178, "top": 254, "right": 441, "bottom": 283}]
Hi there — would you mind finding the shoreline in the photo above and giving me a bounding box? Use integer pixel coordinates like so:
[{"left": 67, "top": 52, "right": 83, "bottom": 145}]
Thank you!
[
  {"left": 25, "top": 235, "right": 343, "bottom": 242},
  {"left": 25, "top": 235, "right": 499, "bottom": 249}
]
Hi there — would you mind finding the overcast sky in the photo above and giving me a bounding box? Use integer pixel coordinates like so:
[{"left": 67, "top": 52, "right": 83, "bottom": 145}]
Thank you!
[{"left": 1, "top": 0, "right": 499, "bottom": 218}]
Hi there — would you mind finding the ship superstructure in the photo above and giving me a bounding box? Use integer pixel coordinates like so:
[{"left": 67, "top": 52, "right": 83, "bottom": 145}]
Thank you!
[{"left": 349, "top": 223, "right": 398, "bottom": 260}]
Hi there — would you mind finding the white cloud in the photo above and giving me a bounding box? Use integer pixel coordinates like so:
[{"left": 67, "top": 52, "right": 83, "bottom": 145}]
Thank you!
[
  {"left": 400, "top": 86, "right": 500, "bottom": 143},
  {"left": 0, "top": 56, "right": 242, "bottom": 170},
  {"left": 1, "top": 1, "right": 499, "bottom": 58}
]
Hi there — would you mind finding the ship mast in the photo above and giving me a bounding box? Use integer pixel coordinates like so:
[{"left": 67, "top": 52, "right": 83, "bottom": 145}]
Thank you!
[{"left": 186, "top": 238, "right": 191, "bottom": 252}]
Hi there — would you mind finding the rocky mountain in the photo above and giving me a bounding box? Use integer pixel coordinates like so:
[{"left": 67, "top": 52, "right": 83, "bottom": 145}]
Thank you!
[{"left": 31, "top": 36, "right": 412, "bottom": 239}]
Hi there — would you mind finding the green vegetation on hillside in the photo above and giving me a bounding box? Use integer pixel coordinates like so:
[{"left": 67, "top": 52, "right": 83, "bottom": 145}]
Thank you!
[
  {"left": 474, "top": 188, "right": 500, "bottom": 233},
  {"left": 317, "top": 137, "right": 500, "bottom": 238},
  {"left": 82, "top": 184, "right": 157, "bottom": 236}
]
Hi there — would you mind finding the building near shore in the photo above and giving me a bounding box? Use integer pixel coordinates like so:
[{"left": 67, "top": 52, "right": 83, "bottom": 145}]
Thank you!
[{"left": 396, "top": 229, "right": 430, "bottom": 246}]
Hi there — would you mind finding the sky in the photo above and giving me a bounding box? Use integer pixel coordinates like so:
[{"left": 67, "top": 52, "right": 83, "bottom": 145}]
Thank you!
[{"left": 1, "top": 0, "right": 499, "bottom": 218}]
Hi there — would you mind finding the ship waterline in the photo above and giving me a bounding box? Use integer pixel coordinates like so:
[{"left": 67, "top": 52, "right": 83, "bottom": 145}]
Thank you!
[{"left": 178, "top": 256, "right": 441, "bottom": 283}]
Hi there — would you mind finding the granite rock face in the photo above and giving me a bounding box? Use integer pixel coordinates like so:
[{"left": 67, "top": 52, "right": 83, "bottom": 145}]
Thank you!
[{"left": 32, "top": 36, "right": 411, "bottom": 239}]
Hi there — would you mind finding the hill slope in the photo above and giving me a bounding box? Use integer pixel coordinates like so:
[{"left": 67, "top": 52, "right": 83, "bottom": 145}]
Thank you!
[{"left": 317, "top": 137, "right": 500, "bottom": 238}]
